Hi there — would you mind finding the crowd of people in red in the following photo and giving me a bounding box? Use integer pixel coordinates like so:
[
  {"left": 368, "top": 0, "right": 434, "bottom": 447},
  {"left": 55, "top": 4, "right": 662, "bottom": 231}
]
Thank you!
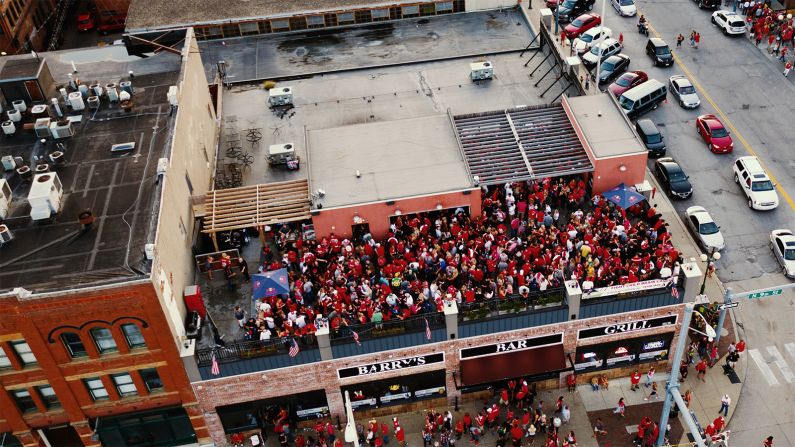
[{"left": 243, "top": 178, "right": 680, "bottom": 343}]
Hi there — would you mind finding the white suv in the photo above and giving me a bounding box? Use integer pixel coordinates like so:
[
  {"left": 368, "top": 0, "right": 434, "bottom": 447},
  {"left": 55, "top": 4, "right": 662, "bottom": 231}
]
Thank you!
[
  {"left": 712, "top": 11, "right": 747, "bottom": 35},
  {"left": 733, "top": 156, "right": 779, "bottom": 210}
]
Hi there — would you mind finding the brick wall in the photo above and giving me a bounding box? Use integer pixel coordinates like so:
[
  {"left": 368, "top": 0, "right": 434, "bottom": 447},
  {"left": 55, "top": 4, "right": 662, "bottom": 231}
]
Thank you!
[
  {"left": 0, "top": 281, "right": 209, "bottom": 446},
  {"left": 194, "top": 304, "right": 685, "bottom": 446}
]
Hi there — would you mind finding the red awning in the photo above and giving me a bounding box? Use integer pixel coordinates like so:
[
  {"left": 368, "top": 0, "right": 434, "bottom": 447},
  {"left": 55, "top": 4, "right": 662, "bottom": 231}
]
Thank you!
[{"left": 460, "top": 344, "right": 567, "bottom": 386}]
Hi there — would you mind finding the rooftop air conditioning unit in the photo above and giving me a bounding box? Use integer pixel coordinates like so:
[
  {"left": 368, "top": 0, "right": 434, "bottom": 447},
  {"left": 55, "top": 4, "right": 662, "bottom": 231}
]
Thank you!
[
  {"left": 68, "top": 92, "right": 85, "bottom": 111},
  {"left": 0, "top": 224, "right": 13, "bottom": 246},
  {"left": 50, "top": 120, "right": 75, "bottom": 139},
  {"left": 2, "top": 120, "right": 16, "bottom": 135},
  {"left": 12, "top": 100, "right": 27, "bottom": 113},
  {"left": 0, "top": 178, "right": 11, "bottom": 220},
  {"left": 7, "top": 109, "right": 22, "bottom": 123},
  {"left": 34, "top": 118, "right": 52, "bottom": 138},
  {"left": 27, "top": 172, "right": 63, "bottom": 221},
  {"left": 2, "top": 155, "right": 16, "bottom": 171},
  {"left": 268, "top": 86, "right": 293, "bottom": 106},
  {"left": 30, "top": 104, "right": 49, "bottom": 120},
  {"left": 564, "top": 56, "right": 581, "bottom": 73},
  {"left": 470, "top": 61, "right": 493, "bottom": 81}
]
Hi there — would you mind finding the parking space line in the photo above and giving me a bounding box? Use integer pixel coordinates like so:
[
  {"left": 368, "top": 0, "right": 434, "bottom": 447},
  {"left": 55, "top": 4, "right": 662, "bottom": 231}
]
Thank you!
[
  {"left": 644, "top": 19, "right": 795, "bottom": 212},
  {"left": 785, "top": 342, "right": 795, "bottom": 360},
  {"left": 749, "top": 348, "right": 780, "bottom": 386},
  {"left": 767, "top": 345, "right": 795, "bottom": 384}
]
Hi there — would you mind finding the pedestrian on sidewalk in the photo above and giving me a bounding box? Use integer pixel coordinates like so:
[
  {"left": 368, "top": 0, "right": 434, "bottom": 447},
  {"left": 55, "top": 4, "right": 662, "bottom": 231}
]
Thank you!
[
  {"left": 737, "top": 339, "right": 747, "bottom": 354},
  {"left": 677, "top": 33, "right": 685, "bottom": 47},
  {"left": 709, "top": 345, "right": 719, "bottom": 367},
  {"left": 561, "top": 405, "right": 571, "bottom": 424},
  {"left": 590, "top": 376, "right": 599, "bottom": 391},
  {"left": 561, "top": 29, "right": 568, "bottom": 45},
  {"left": 764, "top": 435, "right": 775, "bottom": 446},
  {"left": 690, "top": 31, "right": 696, "bottom": 47},
  {"left": 785, "top": 60, "right": 793, "bottom": 77},
  {"left": 719, "top": 394, "right": 731, "bottom": 417},
  {"left": 696, "top": 359, "right": 708, "bottom": 381},
  {"left": 395, "top": 425, "right": 406, "bottom": 447},
  {"left": 566, "top": 373, "right": 577, "bottom": 393},
  {"left": 780, "top": 45, "right": 788, "bottom": 61},
  {"left": 592, "top": 418, "right": 608, "bottom": 437},
  {"left": 469, "top": 426, "right": 480, "bottom": 446},
  {"left": 631, "top": 370, "right": 642, "bottom": 391},
  {"left": 234, "top": 305, "right": 246, "bottom": 328},
  {"left": 613, "top": 398, "right": 626, "bottom": 417},
  {"left": 422, "top": 428, "right": 433, "bottom": 447},
  {"left": 683, "top": 389, "right": 693, "bottom": 408},
  {"left": 694, "top": 32, "right": 701, "bottom": 49},
  {"left": 619, "top": 32, "right": 624, "bottom": 45},
  {"left": 555, "top": 396, "right": 565, "bottom": 413},
  {"left": 725, "top": 350, "right": 740, "bottom": 372},
  {"left": 644, "top": 382, "right": 659, "bottom": 400},
  {"left": 713, "top": 416, "right": 726, "bottom": 433},
  {"left": 645, "top": 366, "right": 656, "bottom": 387},
  {"left": 680, "top": 360, "right": 689, "bottom": 382},
  {"left": 455, "top": 420, "right": 464, "bottom": 440}
]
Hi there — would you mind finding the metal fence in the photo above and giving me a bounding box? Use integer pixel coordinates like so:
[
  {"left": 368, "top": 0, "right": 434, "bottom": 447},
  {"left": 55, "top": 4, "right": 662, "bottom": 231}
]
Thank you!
[
  {"left": 196, "top": 335, "right": 317, "bottom": 367},
  {"left": 457, "top": 288, "right": 566, "bottom": 323},
  {"left": 330, "top": 311, "right": 446, "bottom": 345}
]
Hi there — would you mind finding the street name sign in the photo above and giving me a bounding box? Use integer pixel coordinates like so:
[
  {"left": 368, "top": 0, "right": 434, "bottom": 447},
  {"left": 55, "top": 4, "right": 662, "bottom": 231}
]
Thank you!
[
  {"left": 718, "top": 302, "right": 739, "bottom": 310},
  {"left": 748, "top": 289, "right": 782, "bottom": 299}
]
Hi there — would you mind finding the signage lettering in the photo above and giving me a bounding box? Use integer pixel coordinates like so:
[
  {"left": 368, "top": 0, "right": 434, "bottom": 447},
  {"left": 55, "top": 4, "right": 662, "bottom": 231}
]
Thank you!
[
  {"left": 578, "top": 315, "right": 677, "bottom": 340},
  {"left": 643, "top": 340, "right": 666, "bottom": 350},
  {"left": 338, "top": 353, "right": 443, "bottom": 379},
  {"left": 460, "top": 333, "right": 563, "bottom": 359}
]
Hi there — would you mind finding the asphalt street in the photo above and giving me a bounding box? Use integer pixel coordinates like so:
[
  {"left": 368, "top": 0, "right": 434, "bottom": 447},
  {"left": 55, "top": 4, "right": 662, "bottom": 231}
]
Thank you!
[{"left": 580, "top": 0, "right": 795, "bottom": 443}]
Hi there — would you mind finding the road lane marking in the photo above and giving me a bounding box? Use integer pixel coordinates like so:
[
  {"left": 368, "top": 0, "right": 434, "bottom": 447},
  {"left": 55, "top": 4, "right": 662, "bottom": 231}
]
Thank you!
[
  {"left": 749, "top": 348, "right": 780, "bottom": 386},
  {"left": 767, "top": 345, "right": 795, "bottom": 384},
  {"left": 644, "top": 20, "right": 795, "bottom": 213},
  {"left": 785, "top": 342, "right": 795, "bottom": 360}
]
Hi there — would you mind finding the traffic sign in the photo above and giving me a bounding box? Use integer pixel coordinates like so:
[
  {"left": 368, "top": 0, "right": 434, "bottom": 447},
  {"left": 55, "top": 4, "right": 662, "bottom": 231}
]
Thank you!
[
  {"left": 718, "top": 302, "right": 739, "bottom": 310},
  {"left": 748, "top": 289, "right": 783, "bottom": 299}
]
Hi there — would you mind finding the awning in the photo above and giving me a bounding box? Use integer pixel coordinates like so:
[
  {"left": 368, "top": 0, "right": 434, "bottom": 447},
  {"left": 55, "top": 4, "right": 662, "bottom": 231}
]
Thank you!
[
  {"left": 453, "top": 104, "right": 594, "bottom": 185},
  {"left": 460, "top": 344, "right": 567, "bottom": 386},
  {"left": 202, "top": 179, "right": 311, "bottom": 234}
]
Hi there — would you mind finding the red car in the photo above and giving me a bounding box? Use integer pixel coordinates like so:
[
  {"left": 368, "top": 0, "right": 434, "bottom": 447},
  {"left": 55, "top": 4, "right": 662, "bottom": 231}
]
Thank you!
[
  {"left": 564, "top": 13, "right": 601, "bottom": 39},
  {"left": 608, "top": 71, "right": 648, "bottom": 97},
  {"left": 546, "top": 0, "right": 560, "bottom": 7},
  {"left": 77, "top": 13, "right": 95, "bottom": 31},
  {"left": 696, "top": 114, "right": 733, "bottom": 153},
  {"left": 97, "top": 12, "right": 126, "bottom": 34}
]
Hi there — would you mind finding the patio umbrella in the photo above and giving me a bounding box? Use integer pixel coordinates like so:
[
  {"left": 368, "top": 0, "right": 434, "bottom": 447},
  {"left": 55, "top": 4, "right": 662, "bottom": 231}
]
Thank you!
[
  {"left": 601, "top": 183, "right": 647, "bottom": 209},
  {"left": 251, "top": 268, "right": 290, "bottom": 299}
]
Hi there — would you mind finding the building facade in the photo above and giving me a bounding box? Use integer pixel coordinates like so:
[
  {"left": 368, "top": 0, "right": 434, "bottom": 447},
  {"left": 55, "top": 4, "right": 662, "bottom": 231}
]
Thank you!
[
  {"left": 0, "top": 0, "right": 56, "bottom": 54},
  {"left": 0, "top": 282, "right": 209, "bottom": 447}
]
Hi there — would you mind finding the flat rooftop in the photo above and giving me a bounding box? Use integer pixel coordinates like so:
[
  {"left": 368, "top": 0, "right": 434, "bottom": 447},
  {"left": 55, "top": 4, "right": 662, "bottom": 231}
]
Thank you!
[
  {"left": 307, "top": 115, "right": 471, "bottom": 208},
  {"left": 198, "top": 9, "right": 535, "bottom": 82},
  {"left": 0, "top": 49, "right": 182, "bottom": 293},
  {"left": 567, "top": 93, "right": 646, "bottom": 158}
]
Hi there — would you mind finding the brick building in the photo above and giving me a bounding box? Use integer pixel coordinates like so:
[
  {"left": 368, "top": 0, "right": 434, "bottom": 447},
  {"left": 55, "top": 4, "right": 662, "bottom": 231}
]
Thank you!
[
  {"left": 0, "top": 0, "right": 57, "bottom": 54},
  {"left": 0, "top": 28, "right": 219, "bottom": 446}
]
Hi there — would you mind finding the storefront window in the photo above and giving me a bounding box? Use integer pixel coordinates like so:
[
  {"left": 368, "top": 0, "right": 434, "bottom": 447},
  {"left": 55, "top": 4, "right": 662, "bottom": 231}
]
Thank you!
[
  {"left": 217, "top": 390, "right": 329, "bottom": 434},
  {"left": 341, "top": 370, "right": 447, "bottom": 409},
  {"left": 575, "top": 333, "right": 674, "bottom": 372}
]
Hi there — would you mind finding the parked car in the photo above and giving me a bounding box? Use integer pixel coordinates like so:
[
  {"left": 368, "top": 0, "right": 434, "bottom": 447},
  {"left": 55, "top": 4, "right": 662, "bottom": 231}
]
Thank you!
[
  {"left": 733, "top": 156, "right": 779, "bottom": 210},
  {"left": 668, "top": 75, "right": 701, "bottom": 109},
  {"left": 685, "top": 206, "right": 725, "bottom": 251},
  {"left": 617, "top": 79, "right": 667, "bottom": 119},
  {"left": 565, "top": 13, "right": 602, "bottom": 39},
  {"left": 646, "top": 38, "right": 674, "bottom": 67},
  {"left": 696, "top": 114, "right": 733, "bottom": 153},
  {"left": 97, "top": 12, "right": 126, "bottom": 34},
  {"left": 654, "top": 157, "right": 693, "bottom": 199},
  {"left": 712, "top": 10, "right": 747, "bottom": 35},
  {"left": 694, "top": 0, "right": 720, "bottom": 9},
  {"left": 77, "top": 12, "right": 95, "bottom": 31},
  {"left": 582, "top": 37, "right": 622, "bottom": 69},
  {"left": 608, "top": 70, "right": 647, "bottom": 96},
  {"left": 546, "top": 0, "right": 560, "bottom": 8},
  {"left": 611, "top": 0, "right": 638, "bottom": 16},
  {"left": 598, "top": 54, "right": 630, "bottom": 83},
  {"left": 572, "top": 26, "right": 612, "bottom": 54},
  {"left": 556, "top": 0, "right": 596, "bottom": 23},
  {"left": 635, "top": 119, "right": 666, "bottom": 157},
  {"left": 770, "top": 229, "right": 795, "bottom": 278}
]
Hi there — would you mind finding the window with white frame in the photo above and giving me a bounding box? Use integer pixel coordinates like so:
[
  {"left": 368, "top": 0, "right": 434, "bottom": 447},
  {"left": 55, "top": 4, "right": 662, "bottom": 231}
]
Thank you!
[
  {"left": 112, "top": 373, "right": 138, "bottom": 398},
  {"left": 84, "top": 378, "right": 109, "bottom": 401},
  {"left": 0, "top": 345, "right": 11, "bottom": 369},
  {"left": 10, "top": 341, "right": 37, "bottom": 366}
]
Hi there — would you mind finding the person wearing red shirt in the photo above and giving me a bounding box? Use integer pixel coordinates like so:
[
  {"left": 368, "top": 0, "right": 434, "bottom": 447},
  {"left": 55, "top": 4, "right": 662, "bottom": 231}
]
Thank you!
[
  {"left": 630, "top": 370, "right": 642, "bottom": 391},
  {"left": 394, "top": 425, "right": 405, "bottom": 447}
]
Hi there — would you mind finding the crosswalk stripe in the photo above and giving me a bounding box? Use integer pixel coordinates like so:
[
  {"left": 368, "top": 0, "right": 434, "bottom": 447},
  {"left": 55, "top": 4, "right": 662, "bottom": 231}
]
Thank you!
[
  {"left": 768, "top": 346, "right": 795, "bottom": 384},
  {"left": 785, "top": 343, "right": 795, "bottom": 360},
  {"left": 749, "top": 348, "right": 780, "bottom": 386}
]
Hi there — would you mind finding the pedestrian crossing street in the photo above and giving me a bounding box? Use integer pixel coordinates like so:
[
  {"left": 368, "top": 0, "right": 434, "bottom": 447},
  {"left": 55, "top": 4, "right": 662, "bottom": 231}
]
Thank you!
[{"left": 748, "top": 343, "right": 795, "bottom": 386}]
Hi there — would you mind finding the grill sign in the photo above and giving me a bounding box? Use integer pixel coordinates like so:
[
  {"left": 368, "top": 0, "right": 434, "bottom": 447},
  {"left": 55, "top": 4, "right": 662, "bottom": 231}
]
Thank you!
[
  {"left": 578, "top": 315, "right": 677, "bottom": 340},
  {"left": 338, "top": 353, "right": 444, "bottom": 379}
]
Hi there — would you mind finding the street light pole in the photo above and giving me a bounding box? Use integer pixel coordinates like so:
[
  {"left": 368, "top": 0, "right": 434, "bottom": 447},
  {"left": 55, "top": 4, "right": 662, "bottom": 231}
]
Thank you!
[
  {"left": 698, "top": 248, "right": 720, "bottom": 295},
  {"left": 593, "top": 0, "right": 608, "bottom": 92},
  {"left": 714, "top": 287, "right": 732, "bottom": 347}
]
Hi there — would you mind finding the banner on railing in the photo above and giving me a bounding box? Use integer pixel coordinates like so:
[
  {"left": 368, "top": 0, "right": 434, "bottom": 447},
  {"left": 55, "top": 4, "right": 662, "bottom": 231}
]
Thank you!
[{"left": 580, "top": 278, "right": 673, "bottom": 299}]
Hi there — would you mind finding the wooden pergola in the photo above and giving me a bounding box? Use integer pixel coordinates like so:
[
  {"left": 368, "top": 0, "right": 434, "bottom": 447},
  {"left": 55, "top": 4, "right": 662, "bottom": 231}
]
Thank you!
[{"left": 202, "top": 179, "right": 311, "bottom": 250}]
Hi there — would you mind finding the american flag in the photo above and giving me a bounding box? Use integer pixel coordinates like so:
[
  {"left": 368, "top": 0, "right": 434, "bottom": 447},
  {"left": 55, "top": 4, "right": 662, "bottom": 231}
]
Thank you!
[
  {"left": 671, "top": 285, "right": 680, "bottom": 300},
  {"left": 352, "top": 330, "right": 361, "bottom": 346},
  {"left": 425, "top": 318, "right": 432, "bottom": 341},
  {"left": 210, "top": 352, "right": 220, "bottom": 376},
  {"left": 289, "top": 338, "right": 300, "bottom": 357}
]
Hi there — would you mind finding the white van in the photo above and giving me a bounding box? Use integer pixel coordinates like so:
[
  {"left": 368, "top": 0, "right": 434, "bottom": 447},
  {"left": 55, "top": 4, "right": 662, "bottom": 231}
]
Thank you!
[{"left": 733, "top": 156, "right": 779, "bottom": 210}]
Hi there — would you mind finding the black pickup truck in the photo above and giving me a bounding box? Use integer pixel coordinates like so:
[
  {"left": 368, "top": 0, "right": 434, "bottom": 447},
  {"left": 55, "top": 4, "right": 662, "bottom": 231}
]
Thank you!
[{"left": 694, "top": 0, "right": 720, "bottom": 9}]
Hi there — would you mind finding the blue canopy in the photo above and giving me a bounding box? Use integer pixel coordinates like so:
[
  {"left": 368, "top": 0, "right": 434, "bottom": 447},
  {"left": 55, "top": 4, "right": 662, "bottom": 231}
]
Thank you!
[
  {"left": 252, "top": 268, "right": 290, "bottom": 299},
  {"left": 601, "top": 183, "right": 647, "bottom": 209}
]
